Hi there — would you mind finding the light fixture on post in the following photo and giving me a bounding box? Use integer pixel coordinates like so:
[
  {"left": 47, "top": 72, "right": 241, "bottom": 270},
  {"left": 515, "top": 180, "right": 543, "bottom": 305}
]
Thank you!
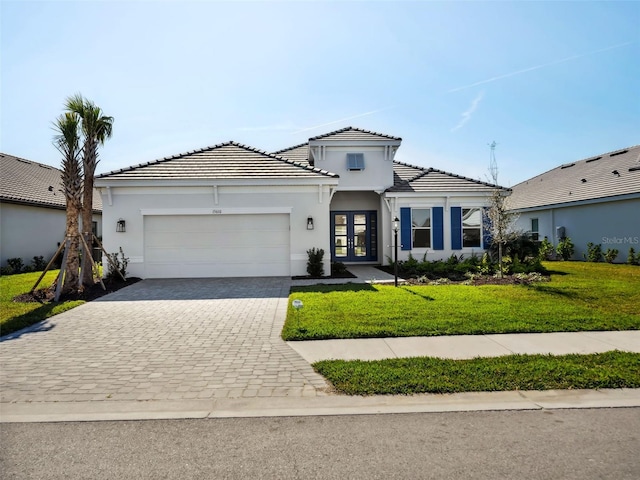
[
  {"left": 116, "top": 219, "right": 126, "bottom": 233},
  {"left": 307, "top": 216, "right": 314, "bottom": 230},
  {"left": 393, "top": 216, "right": 399, "bottom": 287}
]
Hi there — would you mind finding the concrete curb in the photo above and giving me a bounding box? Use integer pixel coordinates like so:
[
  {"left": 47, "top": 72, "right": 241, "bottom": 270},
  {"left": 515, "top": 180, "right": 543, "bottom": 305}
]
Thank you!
[{"left": 2, "top": 388, "right": 639, "bottom": 423}]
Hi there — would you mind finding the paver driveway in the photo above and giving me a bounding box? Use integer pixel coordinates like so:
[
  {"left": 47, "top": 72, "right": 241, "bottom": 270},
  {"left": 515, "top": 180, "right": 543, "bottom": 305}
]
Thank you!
[{"left": 0, "top": 278, "right": 329, "bottom": 403}]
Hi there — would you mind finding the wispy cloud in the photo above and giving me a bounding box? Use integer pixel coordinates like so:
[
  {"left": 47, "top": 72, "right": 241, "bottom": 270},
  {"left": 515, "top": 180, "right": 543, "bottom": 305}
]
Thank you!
[
  {"left": 293, "top": 107, "right": 393, "bottom": 134},
  {"left": 451, "top": 91, "right": 484, "bottom": 132},
  {"left": 448, "top": 41, "right": 634, "bottom": 93}
]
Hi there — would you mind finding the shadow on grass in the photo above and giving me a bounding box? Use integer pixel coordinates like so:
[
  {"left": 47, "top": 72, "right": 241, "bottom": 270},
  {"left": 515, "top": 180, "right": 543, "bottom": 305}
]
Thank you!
[
  {"left": 526, "top": 284, "right": 580, "bottom": 298},
  {"left": 290, "top": 283, "right": 378, "bottom": 294},
  {"left": 0, "top": 304, "right": 59, "bottom": 340},
  {"left": 401, "top": 287, "right": 435, "bottom": 301}
]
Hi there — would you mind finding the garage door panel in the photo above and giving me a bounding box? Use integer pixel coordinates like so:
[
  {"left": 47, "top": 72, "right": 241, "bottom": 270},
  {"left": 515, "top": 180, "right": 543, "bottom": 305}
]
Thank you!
[{"left": 143, "top": 214, "right": 290, "bottom": 278}]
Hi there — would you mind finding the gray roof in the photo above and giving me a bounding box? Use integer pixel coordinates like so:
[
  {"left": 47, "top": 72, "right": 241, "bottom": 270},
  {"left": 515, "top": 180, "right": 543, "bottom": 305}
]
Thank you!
[
  {"left": 271, "top": 143, "right": 311, "bottom": 166},
  {"left": 0, "top": 152, "right": 102, "bottom": 212},
  {"left": 506, "top": 144, "right": 640, "bottom": 210},
  {"left": 387, "top": 163, "right": 505, "bottom": 193},
  {"left": 309, "top": 126, "right": 402, "bottom": 142},
  {"left": 97, "top": 142, "right": 338, "bottom": 180}
]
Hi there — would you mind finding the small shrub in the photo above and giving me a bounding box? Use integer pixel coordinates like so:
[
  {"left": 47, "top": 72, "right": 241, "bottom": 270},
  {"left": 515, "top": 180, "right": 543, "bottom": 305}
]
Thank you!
[
  {"left": 627, "top": 247, "right": 639, "bottom": 266},
  {"left": 556, "top": 237, "right": 575, "bottom": 261},
  {"left": 585, "top": 242, "right": 603, "bottom": 262},
  {"left": 478, "top": 252, "right": 494, "bottom": 274},
  {"left": 106, "top": 247, "right": 129, "bottom": 282},
  {"left": 604, "top": 248, "right": 619, "bottom": 264},
  {"left": 31, "top": 255, "right": 47, "bottom": 271},
  {"left": 537, "top": 237, "right": 554, "bottom": 261},
  {"left": 5, "top": 257, "right": 24, "bottom": 274},
  {"left": 306, "top": 247, "right": 325, "bottom": 277},
  {"left": 331, "top": 261, "right": 347, "bottom": 276}
]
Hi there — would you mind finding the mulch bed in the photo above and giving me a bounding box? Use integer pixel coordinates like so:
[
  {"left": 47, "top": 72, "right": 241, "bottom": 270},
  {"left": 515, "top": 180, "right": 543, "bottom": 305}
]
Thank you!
[{"left": 14, "top": 277, "right": 142, "bottom": 304}]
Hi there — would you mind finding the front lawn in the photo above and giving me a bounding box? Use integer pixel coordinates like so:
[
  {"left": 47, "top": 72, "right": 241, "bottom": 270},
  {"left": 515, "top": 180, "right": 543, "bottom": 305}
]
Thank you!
[
  {"left": 283, "top": 262, "right": 640, "bottom": 340},
  {"left": 0, "top": 271, "right": 85, "bottom": 336},
  {"left": 314, "top": 351, "right": 640, "bottom": 395}
]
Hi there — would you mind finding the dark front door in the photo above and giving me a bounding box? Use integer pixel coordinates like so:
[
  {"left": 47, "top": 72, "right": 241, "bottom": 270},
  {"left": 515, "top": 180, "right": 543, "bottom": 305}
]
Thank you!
[{"left": 331, "top": 211, "right": 377, "bottom": 262}]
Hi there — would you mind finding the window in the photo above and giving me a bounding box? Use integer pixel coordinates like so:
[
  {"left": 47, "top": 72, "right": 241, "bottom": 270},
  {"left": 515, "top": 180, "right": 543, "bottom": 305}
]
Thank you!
[
  {"left": 412, "top": 209, "right": 431, "bottom": 248},
  {"left": 462, "top": 208, "right": 481, "bottom": 248},
  {"left": 531, "top": 218, "right": 539, "bottom": 241},
  {"left": 347, "top": 153, "right": 365, "bottom": 171}
]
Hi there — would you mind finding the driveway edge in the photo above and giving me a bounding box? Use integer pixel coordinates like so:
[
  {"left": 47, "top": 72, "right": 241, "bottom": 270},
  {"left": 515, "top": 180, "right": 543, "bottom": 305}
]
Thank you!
[{"left": 2, "top": 388, "right": 639, "bottom": 423}]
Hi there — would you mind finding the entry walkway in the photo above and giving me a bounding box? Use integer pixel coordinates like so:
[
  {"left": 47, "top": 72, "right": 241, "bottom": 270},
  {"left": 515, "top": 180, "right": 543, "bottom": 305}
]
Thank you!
[{"left": 288, "top": 331, "right": 640, "bottom": 363}]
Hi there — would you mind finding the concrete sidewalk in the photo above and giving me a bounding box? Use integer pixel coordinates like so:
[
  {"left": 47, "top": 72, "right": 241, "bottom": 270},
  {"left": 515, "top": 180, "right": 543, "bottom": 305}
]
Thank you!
[{"left": 287, "top": 330, "right": 640, "bottom": 363}]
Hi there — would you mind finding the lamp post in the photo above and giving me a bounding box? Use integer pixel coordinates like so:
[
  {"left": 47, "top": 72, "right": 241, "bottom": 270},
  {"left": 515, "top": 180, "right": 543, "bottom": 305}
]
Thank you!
[{"left": 393, "top": 216, "right": 399, "bottom": 287}]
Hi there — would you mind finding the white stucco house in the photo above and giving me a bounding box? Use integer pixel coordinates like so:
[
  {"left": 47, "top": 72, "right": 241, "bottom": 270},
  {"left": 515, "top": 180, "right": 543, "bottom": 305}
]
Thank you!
[
  {"left": 506, "top": 144, "right": 640, "bottom": 260},
  {"left": 0, "top": 153, "right": 102, "bottom": 268},
  {"left": 95, "top": 127, "right": 505, "bottom": 278}
]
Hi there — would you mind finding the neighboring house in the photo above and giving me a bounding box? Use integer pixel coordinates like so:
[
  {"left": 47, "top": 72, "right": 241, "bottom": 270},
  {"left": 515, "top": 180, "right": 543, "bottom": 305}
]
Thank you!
[
  {"left": 506, "top": 144, "right": 640, "bottom": 260},
  {"left": 0, "top": 153, "right": 102, "bottom": 268},
  {"left": 95, "top": 127, "right": 506, "bottom": 278}
]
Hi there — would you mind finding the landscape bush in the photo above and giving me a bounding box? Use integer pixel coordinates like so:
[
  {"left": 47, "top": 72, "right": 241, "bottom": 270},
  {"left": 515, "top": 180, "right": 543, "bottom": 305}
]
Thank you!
[
  {"left": 306, "top": 247, "right": 325, "bottom": 277},
  {"left": 604, "top": 248, "right": 619, "bottom": 264},
  {"left": 585, "top": 242, "right": 603, "bottom": 262},
  {"left": 556, "top": 237, "right": 575, "bottom": 261}
]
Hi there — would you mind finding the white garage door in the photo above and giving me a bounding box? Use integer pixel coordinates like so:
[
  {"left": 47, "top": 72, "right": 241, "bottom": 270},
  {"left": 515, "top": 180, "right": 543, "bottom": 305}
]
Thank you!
[{"left": 144, "top": 214, "right": 290, "bottom": 278}]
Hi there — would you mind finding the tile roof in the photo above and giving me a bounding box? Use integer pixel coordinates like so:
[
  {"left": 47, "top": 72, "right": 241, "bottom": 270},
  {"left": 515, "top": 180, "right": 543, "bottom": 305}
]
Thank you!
[
  {"left": 97, "top": 142, "right": 338, "bottom": 180},
  {"left": 271, "top": 143, "right": 310, "bottom": 166},
  {"left": 506, "top": 144, "right": 640, "bottom": 210},
  {"left": 273, "top": 145, "right": 505, "bottom": 194},
  {"left": 387, "top": 163, "right": 506, "bottom": 194},
  {"left": 308, "top": 126, "right": 402, "bottom": 142},
  {"left": 0, "top": 153, "right": 102, "bottom": 211}
]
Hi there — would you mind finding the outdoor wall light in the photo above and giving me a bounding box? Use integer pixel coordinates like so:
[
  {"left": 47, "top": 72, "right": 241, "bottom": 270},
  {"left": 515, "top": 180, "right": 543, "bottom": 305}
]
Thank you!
[
  {"left": 307, "top": 216, "right": 314, "bottom": 230},
  {"left": 393, "top": 217, "right": 399, "bottom": 287},
  {"left": 116, "top": 219, "right": 126, "bottom": 233}
]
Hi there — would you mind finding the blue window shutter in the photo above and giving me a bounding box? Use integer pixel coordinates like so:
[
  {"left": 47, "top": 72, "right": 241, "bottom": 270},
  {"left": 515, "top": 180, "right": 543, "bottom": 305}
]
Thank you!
[
  {"left": 400, "top": 207, "right": 412, "bottom": 251},
  {"left": 482, "top": 207, "right": 493, "bottom": 248},
  {"left": 433, "top": 207, "right": 444, "bottom": 250},
  {"left": 451, "top": 207, "right": 462, "bottom": 250}
]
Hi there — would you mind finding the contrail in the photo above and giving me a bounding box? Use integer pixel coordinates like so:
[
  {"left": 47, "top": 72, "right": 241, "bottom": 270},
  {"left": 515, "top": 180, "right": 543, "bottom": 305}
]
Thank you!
[
  {"left": 451, "top": 91, "right": 484, "bottom": 132},
  {"left": 293, "top": 107, "right": 393, "bottom": 134},
  {"left": 448, "top": 41, "right": 634, "bottom": 93}
]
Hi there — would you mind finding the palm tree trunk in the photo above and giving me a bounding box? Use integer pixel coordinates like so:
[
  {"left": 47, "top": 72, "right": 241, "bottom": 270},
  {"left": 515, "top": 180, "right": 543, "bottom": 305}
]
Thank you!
[
  {"left": 63, "top": 200, "right": 81, "bottom": 294},
  {"left": 80, "top": 173, "right": 95, "bottom": 286}
]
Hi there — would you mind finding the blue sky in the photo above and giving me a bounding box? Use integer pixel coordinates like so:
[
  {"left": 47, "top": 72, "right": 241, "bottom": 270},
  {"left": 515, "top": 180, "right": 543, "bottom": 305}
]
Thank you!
[{"left": 2, "top": 0, "right": 638, "bottom": 187}]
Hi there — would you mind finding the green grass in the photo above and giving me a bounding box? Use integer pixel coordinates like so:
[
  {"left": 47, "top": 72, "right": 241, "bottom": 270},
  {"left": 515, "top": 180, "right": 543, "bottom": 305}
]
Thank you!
[
  {"left": 0, "top": 271, "right": 85, "bottom": 336},
  {"left": 314, "top": 351, "right": 640, "bottom": 395},
  {"left": 283, "top": 262, "right": 640, "bottom": 340}
]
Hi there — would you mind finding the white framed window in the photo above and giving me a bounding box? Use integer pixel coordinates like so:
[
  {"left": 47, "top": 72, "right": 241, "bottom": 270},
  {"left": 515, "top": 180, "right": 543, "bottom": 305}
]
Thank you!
[
  {"left": 531, "top": 218, "right": 539, "bottom": 241},
  {"left": 347, "top": 153, "right": 365, "bottom": 171},
  {"left": 462, "top": 208, "right": 482, "bottom": 247},
  {"left": 412, "top": 208, "right": 431, "bottom": 248}
]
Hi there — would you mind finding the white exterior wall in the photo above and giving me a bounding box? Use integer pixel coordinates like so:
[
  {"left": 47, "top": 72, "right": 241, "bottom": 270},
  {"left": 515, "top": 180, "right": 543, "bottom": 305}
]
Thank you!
[
  {"left": 513, "top": 197, "right": 640, "bottom": 261},
  {"left": 98, "top": 184, "right": 334, "bottom": 278},
  {"left": 311, "top": 146, "right": 394, "bottom": 191},
  {"left": 0, "top": 203, "right": 101, "bottom": 267},
  {"left": 387, "top": 193, "right": 494, "bottom": 263}
]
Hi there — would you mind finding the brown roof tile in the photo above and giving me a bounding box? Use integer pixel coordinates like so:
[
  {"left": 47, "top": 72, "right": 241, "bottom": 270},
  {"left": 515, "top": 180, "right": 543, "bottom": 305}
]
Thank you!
[
  {"left": 97, "top": 142, "right": 338, "bottom": 180},
  {"left": 0, "top": 153, "right": 102, "bottom": 211},
  {"left": 309, "top": 126, "right": 401, "bottom": 142},
  {"left": 506, "top": 144, "right": 640, "bottom": 210}
]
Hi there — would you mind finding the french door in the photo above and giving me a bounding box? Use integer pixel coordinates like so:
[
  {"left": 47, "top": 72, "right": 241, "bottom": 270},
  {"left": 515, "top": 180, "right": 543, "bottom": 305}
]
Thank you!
[{"left": 331, "top": 211, "right": 377, "bottom": 262}]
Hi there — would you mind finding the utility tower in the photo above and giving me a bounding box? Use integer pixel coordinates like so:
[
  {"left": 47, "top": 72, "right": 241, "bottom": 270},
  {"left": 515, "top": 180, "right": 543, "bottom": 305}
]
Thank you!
[{"left": 488, "top": 141, "right": 498, "bottom": 184}]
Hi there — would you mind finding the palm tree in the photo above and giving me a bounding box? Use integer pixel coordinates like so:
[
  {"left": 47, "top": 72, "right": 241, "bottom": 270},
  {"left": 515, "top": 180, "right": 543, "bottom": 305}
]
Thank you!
[
  {"left": 65, "top": 94, "right": 114, "bottom": 286},
  {"left": 53, "top": 112, "right": 83, "bottom": 294}
]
